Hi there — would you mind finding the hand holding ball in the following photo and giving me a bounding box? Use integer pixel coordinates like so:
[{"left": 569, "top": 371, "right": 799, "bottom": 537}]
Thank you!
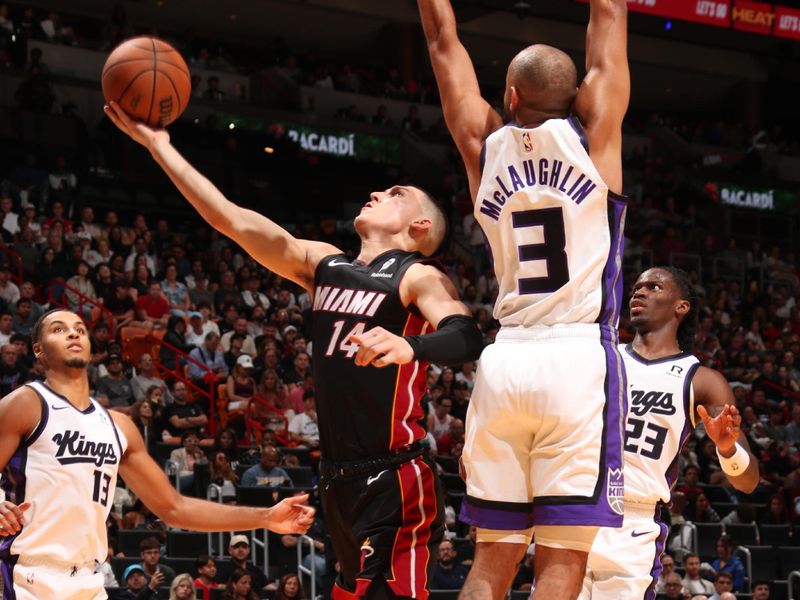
[{"left": 101, "top": 36, "right": 190, "bottom": 127}]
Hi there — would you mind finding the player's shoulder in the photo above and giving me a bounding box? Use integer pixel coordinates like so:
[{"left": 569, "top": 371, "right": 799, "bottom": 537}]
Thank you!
[
  {"left": 0, "top": 383, "right": 43, "bottom": 436},
  {"left": 692, "top": 366, "right": 733, "bottom": 404}
]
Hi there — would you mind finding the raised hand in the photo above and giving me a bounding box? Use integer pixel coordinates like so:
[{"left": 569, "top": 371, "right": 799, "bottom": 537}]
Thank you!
[
  {"left": 697, "top": 404, "right": 741, "bottom": 456},
  {"left": 104, "top": 101, "right": 170, "bottom": 150}
]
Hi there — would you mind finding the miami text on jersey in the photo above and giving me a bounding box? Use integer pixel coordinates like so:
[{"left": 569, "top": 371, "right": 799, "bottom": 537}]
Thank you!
[
  {"left": 480, "top": 157, "right": 598, "bottom": 221},
  {"left": 52, "top": 430, "right": 119, "bottom": 466},
  {"left": 313, "top": 286, "right": 388, "bottom": 316}
]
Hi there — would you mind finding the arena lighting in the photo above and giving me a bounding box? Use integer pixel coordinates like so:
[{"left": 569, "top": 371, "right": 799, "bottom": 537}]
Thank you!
[
  {"left": 228, "top": 123, "right": 235, "bottom": 130},
  {"left": 665, "top": 19, "right": 673, "bottom": 30},
  {"left": 264, "top": 147, "right": 275, "bottom": 154}
]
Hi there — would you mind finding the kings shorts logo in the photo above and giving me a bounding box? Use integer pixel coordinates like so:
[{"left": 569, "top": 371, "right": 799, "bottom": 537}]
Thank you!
[
  {"left": 522, "top": 131, "right": 533, "bottom": 153},
  {"left": 607, "top": 468, "right": 624, "bottom": 515}
]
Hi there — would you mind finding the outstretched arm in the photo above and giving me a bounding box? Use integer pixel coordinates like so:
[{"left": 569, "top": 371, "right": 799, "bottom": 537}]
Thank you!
[
  {"left": 418, "top": 0, "right": 502, "bottom": 199},
  {"left": 572, "top": 0, "right": 629, "bottom": 194},
  {"left": 104, "top": 103, "right": 339, "bottom": 291},
  {"left": 113, "top": 412, "right": 315, "bottom": 534},
  {"left": 694, "top": 367, "right": 759, "bottom": 493}
]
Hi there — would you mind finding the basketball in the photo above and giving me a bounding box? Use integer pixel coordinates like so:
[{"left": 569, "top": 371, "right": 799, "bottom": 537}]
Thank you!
[{"left": 101, "top": 36, "right": 191, "bottom": 128}]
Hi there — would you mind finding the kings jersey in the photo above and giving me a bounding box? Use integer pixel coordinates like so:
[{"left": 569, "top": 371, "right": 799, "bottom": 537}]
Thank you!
[{"left": 312, "top": 251, "right": 435, "bottom": 462}]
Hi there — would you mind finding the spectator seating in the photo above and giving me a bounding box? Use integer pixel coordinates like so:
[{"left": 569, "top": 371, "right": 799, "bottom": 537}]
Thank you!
[
  {"left": 117, "top": 529, "right": 160, "bottom": 556},
  {"left": 695, "top": 522, "right": 723, "bottom": 560},
  {"left": 167, "top": 530, "right": 211, "bottom": 558},
  {"left": 726, "top": 523, "right": 759, "bottom": 546},
  {"left": 759, "top": 524, "right": 792, "bottom": 546}
]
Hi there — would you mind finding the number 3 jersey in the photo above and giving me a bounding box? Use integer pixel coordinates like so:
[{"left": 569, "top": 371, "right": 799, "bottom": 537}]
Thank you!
[
  {"left": 0, "top": 381, "right": 127, "bottom": 566},
  {"left": 475, "top": 118, "right": 627, "bottom": 330},
  {"left": 621, "top": 345, "right": 700, "bottom": 505},
  {"left": 311, "top": 251, "right": 435, "bottom": 462}
]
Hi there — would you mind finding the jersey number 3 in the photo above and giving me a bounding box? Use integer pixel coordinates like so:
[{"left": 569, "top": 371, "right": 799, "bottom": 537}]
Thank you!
[{"left": 512, "top": 207, "right": 569, "bottom": 295}]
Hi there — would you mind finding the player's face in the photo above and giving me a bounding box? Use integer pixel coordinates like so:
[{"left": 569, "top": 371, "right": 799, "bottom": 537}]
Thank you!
[
  {"left": 355, "top": 185, "right": 425, "bottom": 236},
  {"left": 629, "top": 269, "right": 683, "bottom": 332},
  {"left": 35, "top": 311, "right": 90, "bottom": 370}
]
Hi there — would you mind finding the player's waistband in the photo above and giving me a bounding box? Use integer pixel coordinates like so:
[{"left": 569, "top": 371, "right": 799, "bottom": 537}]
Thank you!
[
  {"left": 14, "top": 555, "right": 97, "bottom": 572},
  {"left": 496, "top": 323, "right": 617, "bottom": 343},
  {"left": 319, "top": 442, "right": 425, "bottom": 484}
]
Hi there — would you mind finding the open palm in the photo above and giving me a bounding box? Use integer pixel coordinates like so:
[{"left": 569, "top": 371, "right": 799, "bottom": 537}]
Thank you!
[
  {"left": 697, "top": 404, "right": 741, "bottom": 455},
  {"left": 104, "top": 101, "right": 170, "bottom": 150}
]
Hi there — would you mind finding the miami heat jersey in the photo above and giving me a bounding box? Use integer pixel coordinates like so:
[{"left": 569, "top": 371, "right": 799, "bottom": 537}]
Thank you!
[
  {"left": 475, "top": 118, "right": 627, "bottom": 329},
  {"left": 0, "top": 381, "right": 127, "bottom": 566},
  {"left": 621, "top": 346, "right": 700, "bottom": 505},
  {"left": 311, "top": 251, "right": 434, "bottom": 462}
]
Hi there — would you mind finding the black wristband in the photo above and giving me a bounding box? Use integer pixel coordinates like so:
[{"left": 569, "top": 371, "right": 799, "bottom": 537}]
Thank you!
[{"left": 404, "top": 314, "right": 483, "bottom": 365}]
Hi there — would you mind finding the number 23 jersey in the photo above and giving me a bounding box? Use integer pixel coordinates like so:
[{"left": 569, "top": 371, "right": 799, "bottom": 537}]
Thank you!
[
  {"left": 620, "top": 345, "right": 700, "bottom": 505},
  {"left": 475, "top": 119, "right": 627, "bottom": 329},
  {"left": 311, "top": 251, "right": 434, "bottom": 462}
]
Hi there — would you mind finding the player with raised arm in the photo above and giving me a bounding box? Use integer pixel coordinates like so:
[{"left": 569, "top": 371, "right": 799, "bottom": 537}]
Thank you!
[
  {"left": 104, "top": 103, "right": 484, "bottom": 600},
  {"left": 580, "top": 267, "right": 758, "bottom": 599},
  {"left": 418, "top": 0, "right": 630, "bottom": 598},
  {"left": 0, "top": 309, "right": 314, "bottom": 599}
]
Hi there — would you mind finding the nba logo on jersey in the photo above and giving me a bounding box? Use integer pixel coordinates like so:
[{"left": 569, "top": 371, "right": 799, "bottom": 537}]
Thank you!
[
  {"left": 607, "top": 468, "right": 624, "bottom": 515},
  {"left": 521, "top": 131, "right": 533, "bottom": 153}
]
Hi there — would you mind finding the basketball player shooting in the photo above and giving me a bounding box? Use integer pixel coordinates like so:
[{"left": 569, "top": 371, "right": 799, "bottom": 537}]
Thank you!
[
  {"left": 419, "top": 0, "right": 630, "bottom": 598},
  {"left": 0, "top": 309, "right": 315, "bottom": 599},
  {"left": 579, "top": 267, "right": 758, "bottom": 599},
  {"left": 104, "top": 102, "right": 483, "bottom": 600}
]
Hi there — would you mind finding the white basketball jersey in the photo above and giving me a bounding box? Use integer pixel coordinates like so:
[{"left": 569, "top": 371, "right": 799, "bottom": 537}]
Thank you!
[
  {"left": 475, "top": 118, "right": 627, "bottom": 329},
  {"left": 620, "top": 346, "right": 700, "bottom": 505},
  {"left": 0, "top": 381, "right": 127, "bottom": 565}
]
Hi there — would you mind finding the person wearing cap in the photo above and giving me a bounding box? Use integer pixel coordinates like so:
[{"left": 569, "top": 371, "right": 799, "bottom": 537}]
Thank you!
[
  {"left": 185, "top": 310, "right": 208, "bottom": 348},
  {"left": 241, "top": 444, "right": 293, "bottom": 489},
  {"left": 108, "top": 563, "right": 158, "bottom": 600},
  {"left": 226, "top": 353, "right": 256, "bottom": 413},
  {"left": 228, "top": 534, "right": 268, "bottom": 590},
  {"left": 95, "top": 352, "right": 135, "bottom": 412}
]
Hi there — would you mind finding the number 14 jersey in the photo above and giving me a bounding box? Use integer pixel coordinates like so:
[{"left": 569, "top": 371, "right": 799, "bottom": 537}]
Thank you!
[
  {"left": 311, "top": 251, "right": 435, "bottom": 462},
  {"left": 475, "top": 118, "right": 627, "bottom": 329},
  {"left": 620, "top": 346, "right": 700, "bottom": 505}
]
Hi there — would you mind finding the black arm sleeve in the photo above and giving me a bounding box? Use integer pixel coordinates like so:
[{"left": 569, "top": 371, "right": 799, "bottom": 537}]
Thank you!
[{"left": 404, "top": 315, "right": 484, "bottom": 365}]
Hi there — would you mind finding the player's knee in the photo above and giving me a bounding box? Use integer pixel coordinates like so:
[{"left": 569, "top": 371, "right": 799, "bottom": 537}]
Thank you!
[
  {"left": 476, "top": 526, "right": 534, "bottom": 546},
  {"left": 534, "top": 525, "right": 598, "bottom": 553}
]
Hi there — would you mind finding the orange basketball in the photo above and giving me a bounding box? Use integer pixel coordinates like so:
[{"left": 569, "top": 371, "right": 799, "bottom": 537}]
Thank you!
[{"left": 101, "top": 36, "right": 191, "bottom": 128}]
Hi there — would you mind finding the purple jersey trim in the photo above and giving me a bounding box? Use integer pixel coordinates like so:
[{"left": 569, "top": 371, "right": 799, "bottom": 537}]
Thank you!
[
  {"left": 1, "top": 555, "right": 18, "bottom": 600},
  {"left": 596, "top": 198, "right": 627, "bottom": 329},
  {"left": 643, "top": 509, "right": 669, "bottom": 600}
]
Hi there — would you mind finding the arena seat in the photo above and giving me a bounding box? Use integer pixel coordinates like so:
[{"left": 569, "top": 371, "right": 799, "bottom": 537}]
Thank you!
[
  {"left": 110, "top": 556, "right": 139, "bottom": 582},
  {"left": 758, "top": 524, "right": 792, "bottom": 546},
  {"left": 117, "top": 529, "right": 160, "bottom": 556},
  {"left": 744, "top": 545, "right": 779, "bottom": 581},
  {"left": 694, "top": 522, "right": 722, "bottom": 560},
  {"left": 777, "top": 546, "right": 800, "bottom": 578},
  {"left": 725, "top": 523, "right": 758, "bottom": 546},
  {"left": 167, "top": 530, "right": 210, "bottom": 558}
]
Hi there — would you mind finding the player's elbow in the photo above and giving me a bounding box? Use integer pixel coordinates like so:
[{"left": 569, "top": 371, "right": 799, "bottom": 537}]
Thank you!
[
  {"left": 592, "top": 0, "right": 627, "bottom": 14},
  {"left": 732, "top": 473, "right": 759, "bottom": 494}
]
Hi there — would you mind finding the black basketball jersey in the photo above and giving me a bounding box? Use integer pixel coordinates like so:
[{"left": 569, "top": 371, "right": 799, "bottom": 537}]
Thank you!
[{"left": 311, "top": 250, "right": 435, "bottom": 462}]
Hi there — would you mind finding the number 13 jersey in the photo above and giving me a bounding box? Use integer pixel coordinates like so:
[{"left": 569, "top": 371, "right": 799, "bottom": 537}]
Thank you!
[
  {"left": 620, "top": 346, "right": 700, "bottom": 505},
  {"left": 475, "top": 118, "right": 627, "bottom": 329}
]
